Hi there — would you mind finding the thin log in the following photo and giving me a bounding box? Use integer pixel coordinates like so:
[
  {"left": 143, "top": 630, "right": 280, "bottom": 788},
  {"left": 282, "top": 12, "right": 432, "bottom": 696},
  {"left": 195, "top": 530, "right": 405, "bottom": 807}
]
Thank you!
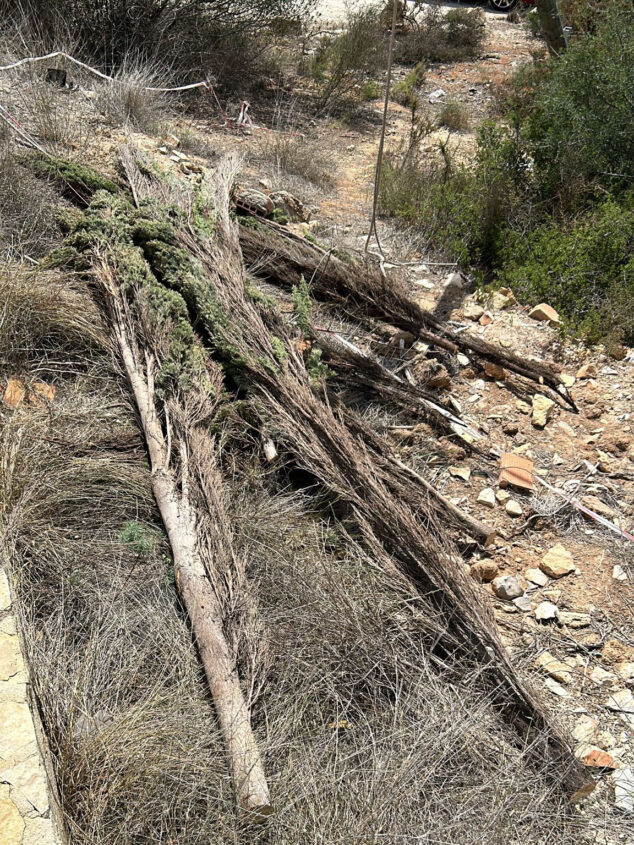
[{"left": 98, "top": 261, "right": 272, "bottom": 820}]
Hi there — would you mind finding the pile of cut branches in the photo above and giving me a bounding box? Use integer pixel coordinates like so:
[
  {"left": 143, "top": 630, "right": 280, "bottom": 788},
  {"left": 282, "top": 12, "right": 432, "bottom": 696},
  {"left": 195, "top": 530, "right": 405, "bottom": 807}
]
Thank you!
[{"left": 9, "top": 148, "right": 590, "bottom": 835}]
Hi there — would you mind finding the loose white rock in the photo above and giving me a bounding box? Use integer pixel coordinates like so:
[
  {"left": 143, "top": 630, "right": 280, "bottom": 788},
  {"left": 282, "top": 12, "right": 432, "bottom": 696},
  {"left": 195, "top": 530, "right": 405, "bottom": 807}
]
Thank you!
[
  {"left": 535, "top": 601, "right": 559, "bottom": 622},
  {"left": 492, "top": 575, "right": 524, "bottom": 601},
  {"left": 477, "top": 488, "right": 496, "bottom": 508},
  {"left": 613, "top": 767, "right": 634, "bottom": 812},
  {"left": 505, "top": 499, "right": 523, "bottom": 517}
]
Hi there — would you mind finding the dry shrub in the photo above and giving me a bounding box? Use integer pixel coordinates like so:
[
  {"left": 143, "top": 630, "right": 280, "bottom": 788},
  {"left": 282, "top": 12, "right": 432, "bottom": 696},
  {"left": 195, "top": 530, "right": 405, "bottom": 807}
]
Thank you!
[
  {"left": 397, "top": 7, "right": 485, "bottom": 64},
  {"left": 258, "top": 133, "right": 333, "bottom": 189},
  {"left": 0, "top": 263, "right": 589, "bottom": 843},
  {"left": 438, "top": 99, "right": 470, "bottom": 131}
]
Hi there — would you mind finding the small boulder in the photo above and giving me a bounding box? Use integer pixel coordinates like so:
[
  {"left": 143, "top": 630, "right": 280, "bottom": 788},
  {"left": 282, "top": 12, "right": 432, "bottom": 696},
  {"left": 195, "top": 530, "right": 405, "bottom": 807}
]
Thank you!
[
  {"left": 540, "top": 544, "right": 575, "bottom": 579},
  {"left": 558, "top": 611, "right": 591, "bottom": 629},
  {"left": 492, "top": 575, "right": 524, "bottom": 600},
  {"left": 576, "top": 363, "right": 598, "bottom": 380},
  {"left": 573, "top": 715, "right": 597, "bottom": 743},
  {"left": 525, "top": 568, "right": 548, "bottom": 587},
  {"left": 534, "top": 651, "right": 572, "bottom": 684},
  {"left": 505, "top": 500, "right": 523, "bottom": 517},
  {"left": 470, "top": 559, "right": 499, "bottom": 583},
  {"left": 534, "top": 600, "right": 559, "bottom": 622},
  {"left": 575, "top": 744, "right": 618, "bottom": 769},
  {"left": 605, "top": 688, "right": 634, "bottom": 714},
  {"left": 270, "top": 190, "right": 311, "bottom": 223},
  {"left": 528, "top": 303, "right": 561, "bottom": 324},
  {"left": 236, "top": 188, "right": 273, "bottom": 217},
  {"left": 463, "top": 302, "right": 484, "bottom": 321},
  {"left": 613, "top": 767, "right": 634, "bottom": 812},
  {"left": 531, "top": 394, "right": 555, "bottom": 428},
  {"left": 448, "top": 465, "right": 471, "bottom": 482}
]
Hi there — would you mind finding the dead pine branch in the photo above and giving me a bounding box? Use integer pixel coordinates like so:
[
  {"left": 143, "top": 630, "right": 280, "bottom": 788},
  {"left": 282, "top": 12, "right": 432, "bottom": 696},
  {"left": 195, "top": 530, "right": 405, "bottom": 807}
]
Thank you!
[
  {"left": 97, "top": 258, "right": 272, "bottom": 821},
  {"left": 237, "top": 218, "right": 575, "bottom": 409}
]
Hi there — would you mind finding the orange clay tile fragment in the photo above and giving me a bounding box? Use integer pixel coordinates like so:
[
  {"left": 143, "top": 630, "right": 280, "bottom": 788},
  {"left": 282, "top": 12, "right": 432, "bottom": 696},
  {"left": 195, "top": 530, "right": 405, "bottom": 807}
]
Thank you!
[
  {"left": 3, "top": 378, "right": 25, "bottom": 409},
  {"left": 499, "top": 453, "right": 534, "bottom": 492}
]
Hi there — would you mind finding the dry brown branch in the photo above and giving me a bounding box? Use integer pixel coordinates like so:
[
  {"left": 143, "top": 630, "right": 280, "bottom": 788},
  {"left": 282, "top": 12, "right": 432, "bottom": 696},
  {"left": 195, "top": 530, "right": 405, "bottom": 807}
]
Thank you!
[
  {"left": 237, "top": 219, "right": 574, "bottom": 407},
  {"left": 167, "top": 158, "right": 587, "bottom": 795}
]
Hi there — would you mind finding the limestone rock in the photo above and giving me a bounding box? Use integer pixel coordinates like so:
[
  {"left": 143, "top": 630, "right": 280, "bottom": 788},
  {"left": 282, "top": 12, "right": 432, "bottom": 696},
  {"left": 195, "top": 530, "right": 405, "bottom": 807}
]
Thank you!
[
  {"left": 613, "top": 766, "right": 634, "bottom": 812},
  {"left": 605, "top": 688, "right": 634, "bottom": 714},
  {"left": 558, "top": 611, "right": 591, "bottom": 629},
  {"left": 0, "top": 785, "right": 24, "bottom": 843},
  {"left": 0, "top": 568, "right": 10, "bottom": 611},
  {"left": 576, "top": 363, "right": 598, "bottom": 379},
  {"left": 615, "top": 662, "right": 634, "bottom": 683},
  {"left": 540, "top": 544, "right": 575, "bottom": 578},
  {"left": 492, "top": 575, "right": 524, "bottom": 600},
  {"left": 448, "top": 465, "right": 471, "bottom": 482},
  {"left": 270, "top": 190, "right": 311, "bottom": 223},
  {"left": 235, "top": 188, "right": 273, "bottom": 217},
  {"left": 22, "top": 816, "right": 58, "bottom": 845},
  {"left": 529, "top": 303, "right": 561, "bottom": 324},
  {"left": 545, "top": 677, "right": 570, "bottom": 697},
  {"left": 513, "top": 594, "right": 532, "bottom": 612},
  {"left": 470, "top": 559, "right": 498, "bottom": 583},
  {"left": 613, "top": 564, "right": 627, "bottom": 581},
  {"left": 531, "top": 394, "right": 555, "bottom": 428},
  {"left": 0, "top": 634, "right": 22, "bottom": 681},
  {"left": 0, "top": 754, "right": 49, "bottom": 814},
  {"left": 573, "top": 715, "right": 597, "bottom": 743},
  {"left": 559, "top": 373, "right": 575, "bottom": 388},
  {"left": 463, "top": 302, "right": 484, "bottom": 321},
  {"left": 505, "top": 500, "right": 522, "bottom": 517},
  {"left": 534, "top": 651, "right": 572, "bottom": 684},
  {"left": 525, "top": 568, "right": 549, "bottom": 587},
  {"left": 477, "top": 487, "right": 496, "bottom": 508},
  {"left": 0, "top": 700, "right": 36, "bottom": 763},
  {"left": 590, "top": 666, "right": 617, "bottom": 685},
  {"left": 580, "top": 495, "right": 617, "bottom": 520},
  {"left": 534, "top": 600, "right": 559, "bottom": 622}
]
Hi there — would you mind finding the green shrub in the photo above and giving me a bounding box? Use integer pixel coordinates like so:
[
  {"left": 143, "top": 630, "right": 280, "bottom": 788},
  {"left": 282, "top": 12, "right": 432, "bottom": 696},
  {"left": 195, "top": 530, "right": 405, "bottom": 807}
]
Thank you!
[
  {"left": 391, "top": 63, "right": 425, "bottom": 108},
  {"left": 311, "top": 7, "right": 386, "bottom": 110},
  {"left": 497, "top": 195, "right": 634, "bottom": 345},
  {"left": 396, "top": 7, "right": 485, "bottom": 64},
  {"left": 525, "top": 3, "right": 634, "bottom": 204}
]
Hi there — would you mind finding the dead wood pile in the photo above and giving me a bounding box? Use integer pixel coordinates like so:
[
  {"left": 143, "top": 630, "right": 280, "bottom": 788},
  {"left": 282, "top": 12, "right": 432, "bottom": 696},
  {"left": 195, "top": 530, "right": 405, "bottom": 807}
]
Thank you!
[
  {"left": 31, "top": 149, "right": 588, "bottom": 814},
  {"left": 237, "top": 218, "right": 574, "bottom": 407}
]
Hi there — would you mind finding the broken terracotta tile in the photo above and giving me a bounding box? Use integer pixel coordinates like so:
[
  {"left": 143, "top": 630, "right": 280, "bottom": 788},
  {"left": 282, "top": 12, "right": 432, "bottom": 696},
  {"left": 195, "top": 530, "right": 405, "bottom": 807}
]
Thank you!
[{"left": 499, "top": 453, "right": 534, "bottom": 492}]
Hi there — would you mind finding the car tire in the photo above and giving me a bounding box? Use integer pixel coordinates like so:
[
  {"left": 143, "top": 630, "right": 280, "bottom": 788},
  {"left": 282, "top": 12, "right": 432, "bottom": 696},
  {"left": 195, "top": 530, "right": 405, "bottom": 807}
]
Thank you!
[{"left": 488, "top": 0, "right": 519, "bottom": 10}]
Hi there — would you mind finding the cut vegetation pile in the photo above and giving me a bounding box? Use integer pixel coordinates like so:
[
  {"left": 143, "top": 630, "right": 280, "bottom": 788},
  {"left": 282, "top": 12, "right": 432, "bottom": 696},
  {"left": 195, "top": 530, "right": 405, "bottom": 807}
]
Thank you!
[{"left": 0, "top": 141, "right": 594, "bottom": 842}]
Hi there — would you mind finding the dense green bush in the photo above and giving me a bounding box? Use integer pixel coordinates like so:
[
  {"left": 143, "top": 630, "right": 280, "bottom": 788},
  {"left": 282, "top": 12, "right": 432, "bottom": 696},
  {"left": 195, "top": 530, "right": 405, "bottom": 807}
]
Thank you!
[
  {"left": 380, "top": 2, "right": 634, "bottom": 346},
  {"left": 498, "top": 196, "right": 634, "bottom": 345}
]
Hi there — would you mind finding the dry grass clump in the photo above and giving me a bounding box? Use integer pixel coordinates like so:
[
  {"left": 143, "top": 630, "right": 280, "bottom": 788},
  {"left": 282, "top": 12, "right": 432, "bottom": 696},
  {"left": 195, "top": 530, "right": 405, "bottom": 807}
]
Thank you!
[
  {"left": 95, "top": 63, "right": 169, "bottom": 132},
  {"left": 0, "top": 147, "right": 64, "bottom": 259},
  {"left": 397, "top": 7, "right": 485, "bottom": 65},
  {"left": 258, "top": 132, "right": 334, "bottom": 192},
  {"left": 438, "top": 99, "right": 470, "bottom": 131}
]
